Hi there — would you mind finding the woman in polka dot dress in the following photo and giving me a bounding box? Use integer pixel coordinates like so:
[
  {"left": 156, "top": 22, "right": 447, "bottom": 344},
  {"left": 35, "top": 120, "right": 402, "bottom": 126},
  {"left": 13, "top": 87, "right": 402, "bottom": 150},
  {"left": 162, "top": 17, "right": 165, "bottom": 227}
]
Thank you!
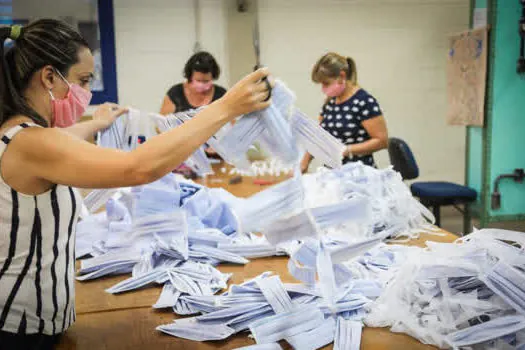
[{"left": 301, "top": 52, "right": 388, "bottom": 172}]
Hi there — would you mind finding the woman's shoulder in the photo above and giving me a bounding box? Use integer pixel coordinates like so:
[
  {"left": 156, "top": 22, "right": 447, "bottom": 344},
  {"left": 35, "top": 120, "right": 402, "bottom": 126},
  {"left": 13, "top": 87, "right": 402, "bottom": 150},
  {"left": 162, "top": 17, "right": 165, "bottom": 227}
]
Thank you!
[
  {"left": 167, "top": 83, "right": 184, "bottom": 95},
  {"left": 0, "top": 120, "right": 54, "bottom": 158},
  {"left": 166, "top": 83, "right": 185, "bottom": 104},
  {"left": 323, "top": 97, "right": 336, "bottom": 107},
  {"left": 0, "top": 117, "right": 43, "bottom": 135},
  {"left": 353, "top": 88, "right": 383, "bottom": 119},
  {"left": 355, "top": 88, "right": 379, "bottom": 103},
  {"left": 214, "top": 84, "right": 227, "bottom": 96}
]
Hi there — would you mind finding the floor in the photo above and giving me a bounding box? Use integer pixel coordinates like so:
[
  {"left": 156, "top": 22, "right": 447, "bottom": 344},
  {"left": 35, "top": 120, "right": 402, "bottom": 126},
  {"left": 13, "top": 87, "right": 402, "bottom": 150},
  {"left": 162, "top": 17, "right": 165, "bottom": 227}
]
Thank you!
[{"left": 438, "top": 206, "right": 525, "bottom": 236}]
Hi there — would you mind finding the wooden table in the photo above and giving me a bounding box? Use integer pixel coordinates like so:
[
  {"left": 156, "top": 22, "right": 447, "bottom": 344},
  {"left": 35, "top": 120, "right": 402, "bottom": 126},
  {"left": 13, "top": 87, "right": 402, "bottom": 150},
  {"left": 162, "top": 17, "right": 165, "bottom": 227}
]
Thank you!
[{"left": 57, "top": 164, "right": 457, "bottom": 350}]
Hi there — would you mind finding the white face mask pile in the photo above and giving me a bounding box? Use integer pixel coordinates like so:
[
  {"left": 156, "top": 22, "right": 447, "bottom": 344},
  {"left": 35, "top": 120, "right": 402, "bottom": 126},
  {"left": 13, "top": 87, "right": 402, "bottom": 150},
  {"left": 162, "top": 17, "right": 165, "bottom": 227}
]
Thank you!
[
  {"left": 365, "top": 229, "right": 525, "bottom": 349},
  {"left": 156, "top": 229, "right": 525, "bottom": 349},
  {"left": 76, "top": 165, "right": 525, "bottom": 349},
  {"left": 83, "top": 115, "right": 490, "bottom": 350},
  {"left": 157, "top": 271, "right": 369, "bottom": 348},
  {"left": 76, "top": 174, "right": 249, "bottom": 285},
  {"left": 301, "top": 162, "right": 436, "bottom": 243}
]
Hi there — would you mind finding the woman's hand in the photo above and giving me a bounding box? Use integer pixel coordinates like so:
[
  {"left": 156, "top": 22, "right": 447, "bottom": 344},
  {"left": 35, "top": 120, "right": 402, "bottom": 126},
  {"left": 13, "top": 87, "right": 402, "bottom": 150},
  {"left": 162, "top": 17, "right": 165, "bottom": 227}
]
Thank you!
[
  {"left": 205, "top": 146, "right": 218, "bottom": 156},
  {"left": 59, "top": 103, "right": 129, "bottom": 141},
  {"left": 92, "top": 103, "right": 128, "bottom": 130},
  {"left": 300, "top": 159, "right": 310, "bottom": 174},
  {"left": 342, "top": 145, "right": 353, "bottom": 158},
  {"left": 219, "top": 68, "right": 273, "bottom": 120},
  {"left": 300, "top": 153, "right": 312, "bottom": 174}
]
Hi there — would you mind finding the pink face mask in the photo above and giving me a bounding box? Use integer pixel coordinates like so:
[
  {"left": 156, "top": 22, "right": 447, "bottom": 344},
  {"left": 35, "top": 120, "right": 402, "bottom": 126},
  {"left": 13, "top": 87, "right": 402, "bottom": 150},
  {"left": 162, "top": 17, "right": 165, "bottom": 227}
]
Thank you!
[
  {"left": 49, "top": 70, "right": 92, "bottom": 128},
  {"left": 191, "top": 80, "right": 213, "bottom": 94},
  {"left": 322, "top": 80, "right": 346, "bottom": 98}
]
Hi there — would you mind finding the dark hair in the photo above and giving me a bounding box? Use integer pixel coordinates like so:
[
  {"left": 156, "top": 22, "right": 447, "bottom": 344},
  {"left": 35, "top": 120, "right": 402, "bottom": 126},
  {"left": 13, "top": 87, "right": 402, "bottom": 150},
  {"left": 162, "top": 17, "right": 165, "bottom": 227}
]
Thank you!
[
  {"left": 0, "top": 19, "right": 89, "bottom": 127},
  {"left": 183, "top": 51, "right": 220, "bottom": 81},
  {"left": 311, "top": 52, "right": 357, "bottom": 84}
]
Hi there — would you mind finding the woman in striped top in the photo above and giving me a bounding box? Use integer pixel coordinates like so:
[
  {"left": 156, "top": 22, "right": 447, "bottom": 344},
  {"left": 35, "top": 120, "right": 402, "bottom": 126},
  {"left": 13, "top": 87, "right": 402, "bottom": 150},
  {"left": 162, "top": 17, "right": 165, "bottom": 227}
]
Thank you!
[{"left": 0, "top": 20, "right": 272, "bottom": 349}]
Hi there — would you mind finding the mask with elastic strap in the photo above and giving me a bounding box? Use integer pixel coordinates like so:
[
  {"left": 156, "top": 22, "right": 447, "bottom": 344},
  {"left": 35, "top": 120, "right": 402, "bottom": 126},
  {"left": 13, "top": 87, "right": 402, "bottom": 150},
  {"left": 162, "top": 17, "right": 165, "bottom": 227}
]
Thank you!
[{"left": 49, "top": 68, "right": 92, "bottom": 127}]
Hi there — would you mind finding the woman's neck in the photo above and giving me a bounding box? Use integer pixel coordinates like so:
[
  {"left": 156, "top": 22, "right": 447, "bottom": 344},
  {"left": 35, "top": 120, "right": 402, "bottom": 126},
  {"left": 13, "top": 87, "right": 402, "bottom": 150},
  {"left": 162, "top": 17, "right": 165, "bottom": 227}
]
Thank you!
[
  {"left": 184, "top": 82, "right": 214, "bottom": 107},
  {"left": 24, "top": 88, "right": 52, "bottom": 125},
  {"left": 335, "top": 82, "right": 359, "bottom": 104}
]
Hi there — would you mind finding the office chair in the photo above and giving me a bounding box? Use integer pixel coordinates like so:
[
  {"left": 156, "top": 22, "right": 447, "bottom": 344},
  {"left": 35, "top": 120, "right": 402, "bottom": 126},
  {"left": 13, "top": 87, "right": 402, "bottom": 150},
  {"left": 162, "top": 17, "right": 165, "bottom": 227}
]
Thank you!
[{"left": 388, "top": 137, "right": 477, "bottom": 235}]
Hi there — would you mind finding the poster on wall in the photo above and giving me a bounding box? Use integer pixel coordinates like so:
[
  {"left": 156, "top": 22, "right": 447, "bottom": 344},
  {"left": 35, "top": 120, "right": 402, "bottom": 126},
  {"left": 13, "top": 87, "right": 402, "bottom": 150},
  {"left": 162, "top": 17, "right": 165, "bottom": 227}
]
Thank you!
[{"left": 447, "top": 27, "right": 488, "bottom": 127}]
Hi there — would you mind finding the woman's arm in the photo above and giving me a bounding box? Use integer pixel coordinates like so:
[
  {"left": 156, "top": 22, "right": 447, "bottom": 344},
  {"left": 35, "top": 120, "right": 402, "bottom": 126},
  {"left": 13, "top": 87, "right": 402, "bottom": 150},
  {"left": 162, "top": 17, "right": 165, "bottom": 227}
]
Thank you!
[
  {"left": 62, "top": 119, "right": 108, "bottom": 140},
  {"left": 14, "top": 69, "right": 271, "bottom": 189},
  {"left": 62, "top": 103, "right": 128, "bottom": 140},
  {"left": 343, "top": 116, "right": 388, "bottom": 157},
  {"left": 300, "top": 152, "right": 314, "bottom": 173},
  {"left": 160, "top": 95, "right": 176, "bottom": 115}
]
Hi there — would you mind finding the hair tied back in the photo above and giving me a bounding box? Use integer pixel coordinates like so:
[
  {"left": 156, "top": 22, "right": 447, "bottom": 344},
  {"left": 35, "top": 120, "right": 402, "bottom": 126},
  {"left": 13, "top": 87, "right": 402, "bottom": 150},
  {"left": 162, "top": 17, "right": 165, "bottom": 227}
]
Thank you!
[{"left": 9, "top": 25, "right": 22, "bottom": 40}]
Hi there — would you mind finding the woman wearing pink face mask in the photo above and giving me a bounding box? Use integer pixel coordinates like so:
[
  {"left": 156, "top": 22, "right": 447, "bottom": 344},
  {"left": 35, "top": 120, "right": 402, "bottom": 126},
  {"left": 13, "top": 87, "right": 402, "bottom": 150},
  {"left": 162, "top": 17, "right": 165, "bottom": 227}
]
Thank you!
[
  {"left": 160, "top": 51, "right": 226, "bottom": 161},
  {"left": 0, "top": 20, "right": 272, "bottom": 349},
  {"left": 300, "top": 52, "right": 388, "bottom": 173},
  {"left": 160, "top": 51, "right": 226, "bottom": 115}
]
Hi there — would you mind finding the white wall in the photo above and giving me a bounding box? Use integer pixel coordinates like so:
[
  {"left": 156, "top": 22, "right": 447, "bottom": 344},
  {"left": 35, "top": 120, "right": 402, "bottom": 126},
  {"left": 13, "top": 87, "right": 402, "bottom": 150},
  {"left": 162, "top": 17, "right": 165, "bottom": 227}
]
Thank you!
[
  {"left": 226, "top": 0, "right": 257, "bottom": 85},
  {"left": 258, "top": 0, "right": 470, "bottom": 183},
  {"left": 113, "top": 0, "right": 230, "bottom": 112},
  {"left": 199, "top": 0, "right": 230, "bottom": 87}
]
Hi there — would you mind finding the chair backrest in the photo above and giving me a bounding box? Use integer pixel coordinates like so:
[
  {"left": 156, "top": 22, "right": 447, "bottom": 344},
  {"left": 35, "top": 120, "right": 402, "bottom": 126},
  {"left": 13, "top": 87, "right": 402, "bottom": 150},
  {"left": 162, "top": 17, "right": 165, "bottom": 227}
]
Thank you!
[{"left": 388, "top": 137, "right": 419, "bottom": 180}]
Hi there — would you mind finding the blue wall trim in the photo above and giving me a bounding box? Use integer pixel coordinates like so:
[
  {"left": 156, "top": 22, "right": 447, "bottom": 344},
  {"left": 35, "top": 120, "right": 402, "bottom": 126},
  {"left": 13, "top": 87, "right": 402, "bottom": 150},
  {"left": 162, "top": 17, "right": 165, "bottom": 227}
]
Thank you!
[{"left": 91, "top": 0, "right": 118, "bottom": 104}]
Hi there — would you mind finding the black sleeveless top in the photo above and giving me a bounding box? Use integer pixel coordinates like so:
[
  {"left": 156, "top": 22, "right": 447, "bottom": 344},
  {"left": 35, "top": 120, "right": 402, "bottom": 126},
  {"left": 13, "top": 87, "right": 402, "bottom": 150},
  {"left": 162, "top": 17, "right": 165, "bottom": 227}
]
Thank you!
[{"left": 166, "top": 83, "right": 227, "bottom": 112}]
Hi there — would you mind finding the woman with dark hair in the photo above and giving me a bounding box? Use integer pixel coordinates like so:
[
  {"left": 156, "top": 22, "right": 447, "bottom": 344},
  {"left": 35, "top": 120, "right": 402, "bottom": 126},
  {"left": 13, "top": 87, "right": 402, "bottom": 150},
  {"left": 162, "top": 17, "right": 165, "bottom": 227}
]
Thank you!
[
  {"left": 0, "top": 20, "right": 271, "bottom": 349},
  {"left": 159, "top": 51, "right": 227, "bottom": 114}
]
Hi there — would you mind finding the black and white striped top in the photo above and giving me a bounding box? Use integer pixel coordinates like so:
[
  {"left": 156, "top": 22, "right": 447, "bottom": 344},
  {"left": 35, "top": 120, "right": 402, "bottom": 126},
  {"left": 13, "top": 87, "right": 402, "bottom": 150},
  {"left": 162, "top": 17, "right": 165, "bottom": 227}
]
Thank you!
[{"left": 0, "top": 123, "right": 81, "bottom": 335}]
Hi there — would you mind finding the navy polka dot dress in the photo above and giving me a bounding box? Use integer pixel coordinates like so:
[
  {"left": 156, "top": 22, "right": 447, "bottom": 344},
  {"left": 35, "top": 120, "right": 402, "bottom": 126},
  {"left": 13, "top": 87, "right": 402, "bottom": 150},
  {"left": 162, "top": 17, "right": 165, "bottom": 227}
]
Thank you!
[{"left": 320, "top": 89, "right": 383, "bottom": 167}]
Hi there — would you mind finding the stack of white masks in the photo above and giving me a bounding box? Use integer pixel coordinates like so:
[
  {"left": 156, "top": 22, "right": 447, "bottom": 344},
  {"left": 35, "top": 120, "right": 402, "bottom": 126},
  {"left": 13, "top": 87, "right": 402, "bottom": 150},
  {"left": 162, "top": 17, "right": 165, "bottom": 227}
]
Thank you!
[
  {"left": 290, "top": 109, "right": 345, "bottom": 169},
  {"left": 152, "top": 111, "right": 213, "bottom": 176},
  {"left": 98, "top": 108, "right": 156, "bottom": 151},
  {"left": 365, "top": 229, "right": 525, "bottom": 349},
  {"left": 157, "top": 271, "right": 370, "bottom": 349}
]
